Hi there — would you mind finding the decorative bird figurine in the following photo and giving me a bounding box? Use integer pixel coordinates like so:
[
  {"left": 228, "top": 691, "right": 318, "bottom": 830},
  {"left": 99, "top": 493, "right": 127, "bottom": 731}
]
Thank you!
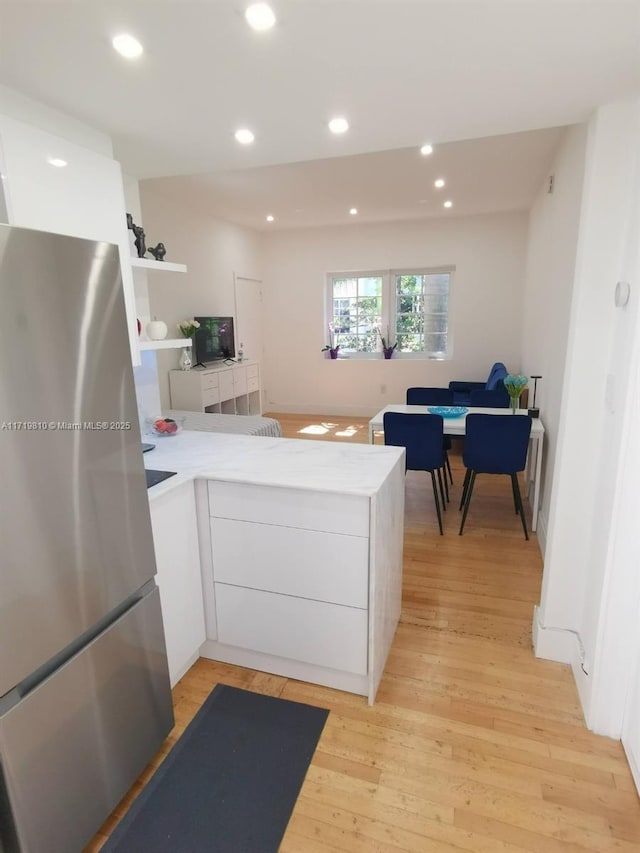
[{"left": 148, "top": 242, "right": 167, "bottom": 261}]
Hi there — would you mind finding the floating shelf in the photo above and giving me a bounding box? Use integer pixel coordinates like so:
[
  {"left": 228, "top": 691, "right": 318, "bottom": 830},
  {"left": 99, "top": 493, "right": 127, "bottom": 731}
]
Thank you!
[
  {"left": 139, "top": 338, "right": 192, "bottom": 351},
  {"left": 131, "top": 257, "right": 187, "bottom": 274}
]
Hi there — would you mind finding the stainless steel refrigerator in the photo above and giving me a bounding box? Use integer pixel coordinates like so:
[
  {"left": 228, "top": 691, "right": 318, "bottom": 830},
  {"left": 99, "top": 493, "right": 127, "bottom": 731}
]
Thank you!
[{"left": 0, "top": 225, "right": 174, "bottom": 852}]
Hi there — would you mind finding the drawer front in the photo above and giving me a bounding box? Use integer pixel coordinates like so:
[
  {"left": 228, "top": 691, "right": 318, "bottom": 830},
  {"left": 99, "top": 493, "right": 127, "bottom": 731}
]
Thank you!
[
  {"left": 246, "top": 364, "right": 259, "bottom": 380},
  {"left": 247, "top": 376, "right": 260, "bottom": 393},
  {"left": 203, "top": 388, "right": 220, "bottom": 406},
  {"left": 210, "top": 517, "right": 368, "bottom": 608},
  {"left": 208, "top": 481, "right": 370, "bottom": 537},
  {"left": 215, "top": 583, "right": 368, "bottom": 674},
  {"left": 218, "top": 371, "right": 234, "bottom": 401},
  {"left": 202, "top": 373, "right": 219, "bottom": 391},
  {"left": 233, "top": 372, "right": 248, "bottom": 395}
]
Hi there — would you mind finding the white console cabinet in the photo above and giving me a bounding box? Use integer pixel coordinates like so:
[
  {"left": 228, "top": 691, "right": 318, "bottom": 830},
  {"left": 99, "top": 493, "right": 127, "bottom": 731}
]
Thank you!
[{"left": 169, "top": 361, "right": 261, "bottom": 415}]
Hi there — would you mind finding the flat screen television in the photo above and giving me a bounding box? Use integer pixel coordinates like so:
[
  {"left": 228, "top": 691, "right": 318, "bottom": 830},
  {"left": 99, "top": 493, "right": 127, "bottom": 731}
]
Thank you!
[{"left": 193, "top": 316, "right": 235, "bottom": 364}]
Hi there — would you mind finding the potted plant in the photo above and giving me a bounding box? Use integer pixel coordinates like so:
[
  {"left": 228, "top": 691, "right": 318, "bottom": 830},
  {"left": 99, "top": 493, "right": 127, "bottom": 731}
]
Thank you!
[
  {"left": 378, "top": 328, "right": 397, "bottom": 359},
  {"left": 177, "top": 319, "right": 200, "bottom": 338},
  {"left": 321, "top": 324, "right": 340, "bottom": 358}
]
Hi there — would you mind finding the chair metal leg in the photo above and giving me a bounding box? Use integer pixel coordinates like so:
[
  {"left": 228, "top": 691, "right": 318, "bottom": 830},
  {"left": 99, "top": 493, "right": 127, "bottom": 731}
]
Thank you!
[
  {"left": 430, "top": 470, "right": 444, "bottom": 535},
  {"left": 440, "top": 465, "right": 450, "bottom": 504},
  {"left": 511, "top": 473, "right": 529, "bottom": 540},
  {"left": 459, "top": 470, "right": 476, "bottom": 534},
  {"left": 445, "top": 450, "right": 453, "bottom": 485},
  {"left": 436, "top": 467, "right": 447, "bottom": 511},
  {"left": 510, "top": 473, "right": 519, "bottom": 514},
  {"left": 459, "top": 468, "right": 471, "bottom": 511}
]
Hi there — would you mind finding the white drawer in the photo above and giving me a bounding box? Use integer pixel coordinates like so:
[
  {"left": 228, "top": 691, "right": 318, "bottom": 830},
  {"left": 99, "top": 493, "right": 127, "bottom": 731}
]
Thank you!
[
  {"left": 246, "top": 364, "right": 259, "bottom": 380},
  {"left": 233, "top": 372, "right": 248, "bottom": 395},
  {"left": 202, "top": 388, "right": 220, "bottom": 406},
  {"left": 218, "top": 371, "right": 234, "bottom": 401},
  {"left": 215, "top": 583, "right": 368, "bottom": 674},
  {"left": 210, "top": 517, "right": 368, "bottom": 607},
  {"left": 247, "top": 376, "right": 260, "bottom": 393},
  {"left": 202, "top": 373, "right": 219, "bottom": 391},
  {"left": 208, "top": 481, "right": 370, "bottom": 537}
]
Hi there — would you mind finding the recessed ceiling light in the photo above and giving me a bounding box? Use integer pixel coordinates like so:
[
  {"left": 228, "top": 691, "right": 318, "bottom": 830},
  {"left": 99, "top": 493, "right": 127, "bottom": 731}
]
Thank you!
[
  {"left": 112, "top": 34, "right": 143, "bottom": 59},
  {"left": 235, "top": 128, "right": 255, "bottom": 145},
  {"left": 328, "top": 117, "right": 349, "bottom": 135},
  {"left": 266, "top": 214, "right": 274, "bottom": 222},
  {"left": 420, "top": 144, "right": 433, "bottom": 156},
  {"left": 434, "top": 178, "right": 445, "bottom": 188},
  {"left": 47, "top": 157, "right": 67, "bottom": 168},
  {"left": 245, "top": 3, "right": 276, "bottom": 30},
  {"left": 349, "top": 208, "right": 358, "bottom": 215},
  {"left": 443, "top": 200, "right": 453, "bottom": 208}
]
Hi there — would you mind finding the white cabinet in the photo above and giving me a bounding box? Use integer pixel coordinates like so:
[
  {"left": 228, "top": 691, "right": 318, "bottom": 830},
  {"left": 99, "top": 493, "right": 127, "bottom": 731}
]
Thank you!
[
  {"left": 0, "top": 114, "right": 139, "bottom": 364},
  {"left": 169, "top": 361, "right": 262, "bottom": 415},
  {"left": 200, "top": 463, "right": 405, "bottom": 704},
  {"left": 149, "top": 480, "right": 205, "bottom": 686}
]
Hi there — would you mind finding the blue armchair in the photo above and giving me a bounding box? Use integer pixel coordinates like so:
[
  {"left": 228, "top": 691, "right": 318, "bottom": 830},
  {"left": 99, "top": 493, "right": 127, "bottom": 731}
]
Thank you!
[{"left": 449, "top": 362, "right": 508, "bottom": 406}]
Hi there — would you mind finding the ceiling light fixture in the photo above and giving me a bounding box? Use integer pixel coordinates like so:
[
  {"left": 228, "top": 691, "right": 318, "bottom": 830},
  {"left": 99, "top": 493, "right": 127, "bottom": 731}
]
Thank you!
[
  {"left": 112, "top": 34, "right": 143, "bottom": 59},
  {"left": 47, "top": 157, "right": 67, "bottom": 168},
  {"left": 235, "top": 128, "right": 255, "bottom": 145},
  {"left": 434, "top": 178, "right": 445, "bottom": 188},
  {"left": 329, "top": 117, "right": 349, "bottom": 135},
  {"left": 266, "top": 214, "right": 274, "bottom": 222},
  {"left": 349, "top": 208, "right": 358, "bottom": 215},
  {"left": 420, "top": 144, "right": 433, "bottom": 156},
  {"left": 245, "top": 3, "right": 276, "bottom": 31},
  {"left": 443, "top": 200, "right": 453, "bottom": 208}
]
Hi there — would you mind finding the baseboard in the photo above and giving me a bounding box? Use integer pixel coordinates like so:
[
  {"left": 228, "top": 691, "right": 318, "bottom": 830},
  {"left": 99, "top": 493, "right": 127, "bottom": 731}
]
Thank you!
[{"left": 532, "top": 605, "right": 578, "bottom": 663}]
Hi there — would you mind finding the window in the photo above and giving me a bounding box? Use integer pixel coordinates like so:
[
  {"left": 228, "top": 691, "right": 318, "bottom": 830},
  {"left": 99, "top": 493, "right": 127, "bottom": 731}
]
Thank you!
[{"left": 325, "top": 267, "right": 453, "bottom": 358}]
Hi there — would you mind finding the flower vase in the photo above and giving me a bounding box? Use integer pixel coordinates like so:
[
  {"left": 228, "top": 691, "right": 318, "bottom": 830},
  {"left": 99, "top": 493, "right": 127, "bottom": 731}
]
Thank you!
[
  {"left": 510, "top": 396, "right": 518, "bottom": 414},
  {"left": 383, "top": 348, "right": 394, "bottom": 359},
  {"left": 179, "top": 346, "right": 192, "bottom": 371},
  {"left": 329, "top": 348, "right": 339, "bottom": 359}
]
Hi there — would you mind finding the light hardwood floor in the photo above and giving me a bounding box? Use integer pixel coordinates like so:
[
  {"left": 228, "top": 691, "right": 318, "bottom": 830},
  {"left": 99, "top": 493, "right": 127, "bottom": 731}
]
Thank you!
[{"left": 87, "top": 413, "right": 640, "bottom": 852}]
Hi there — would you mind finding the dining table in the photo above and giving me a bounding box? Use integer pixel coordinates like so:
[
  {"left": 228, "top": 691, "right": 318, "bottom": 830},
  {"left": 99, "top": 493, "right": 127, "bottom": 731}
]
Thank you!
[{"left": 368, "top": 405, "right": 545, "bottom": 532}]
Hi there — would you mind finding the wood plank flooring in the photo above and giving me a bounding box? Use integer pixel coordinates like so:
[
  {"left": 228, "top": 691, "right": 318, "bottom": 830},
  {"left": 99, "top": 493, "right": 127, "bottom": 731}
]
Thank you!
[{"left": 86, "top": 413, "right": 640, "bottom": 852}]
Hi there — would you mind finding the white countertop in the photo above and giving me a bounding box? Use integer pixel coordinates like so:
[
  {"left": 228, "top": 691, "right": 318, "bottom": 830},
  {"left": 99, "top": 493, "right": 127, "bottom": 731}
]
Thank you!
[{"left": 144, "top": 429, "right": 404, "bottom": 502}]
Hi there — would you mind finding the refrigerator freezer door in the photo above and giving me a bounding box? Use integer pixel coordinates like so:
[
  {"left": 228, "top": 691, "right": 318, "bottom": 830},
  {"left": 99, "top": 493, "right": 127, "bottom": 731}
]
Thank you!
[
  {"left": 0, "top": 587, "right": 173, "bottom": 853},
  {"left": 0, "top": 225, "right": 157, "bottom": 696}
]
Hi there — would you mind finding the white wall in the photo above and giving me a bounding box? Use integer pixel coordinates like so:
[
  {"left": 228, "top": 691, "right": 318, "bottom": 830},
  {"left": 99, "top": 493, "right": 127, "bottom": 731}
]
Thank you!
[
  {"left": 138, "top": 183, "right": 263, "bottom": 410},
  {"left": 521, "top": 124, "right": 588, "bottom": 544},
  {"left": 534, "top": 100, "right": 640, "bottom": 734},
  {"left": 262, "top": 213, "right": 528, "bottom": 415}
]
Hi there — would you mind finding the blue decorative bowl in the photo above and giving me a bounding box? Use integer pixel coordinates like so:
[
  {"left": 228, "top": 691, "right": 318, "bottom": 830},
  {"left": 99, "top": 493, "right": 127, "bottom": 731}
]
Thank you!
[{"left": 427, "top": 406, "right": 469, "bottom": 418}]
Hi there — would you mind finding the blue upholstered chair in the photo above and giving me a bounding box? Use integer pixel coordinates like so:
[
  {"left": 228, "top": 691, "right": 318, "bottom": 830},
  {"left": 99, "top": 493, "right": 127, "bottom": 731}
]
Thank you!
[
  {"left": 406, "top": 387, "right": 454, "bottom": 488},
  {"left": 384, "top": 411, "right": 447, "bottom": 535},
  {"left": 469, "top": 388, "right": 510, "bottom": 408},
  {"left": 458, "top": 413, "right": 532, "bottom": 539},
  {"left": 449, "top": 362, "right": 508, "bottom": 406}
]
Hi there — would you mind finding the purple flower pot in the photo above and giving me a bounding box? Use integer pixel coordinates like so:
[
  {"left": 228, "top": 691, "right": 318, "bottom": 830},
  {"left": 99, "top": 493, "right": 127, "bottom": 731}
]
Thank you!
[
  {"left": 329, "top": 348, "right": 339, "bottom": 359},
  {"left": 383, "top": 348, "right": 394, "bottom": 359}
]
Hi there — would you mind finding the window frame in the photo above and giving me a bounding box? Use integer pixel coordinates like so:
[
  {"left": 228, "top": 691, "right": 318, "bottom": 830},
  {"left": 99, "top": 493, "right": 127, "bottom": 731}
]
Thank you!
[{"left": 325, "top": 265, "right": 455, "bottom": 360}]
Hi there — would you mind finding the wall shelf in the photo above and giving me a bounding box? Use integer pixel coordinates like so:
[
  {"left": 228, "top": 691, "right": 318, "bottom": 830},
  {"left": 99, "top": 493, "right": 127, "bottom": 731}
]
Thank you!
[
  {"left": 131, "top": 257, "right": 187, "bottom": 274},
  {"left": 139, "top": 338, "right": 192, "bottom": 351}
]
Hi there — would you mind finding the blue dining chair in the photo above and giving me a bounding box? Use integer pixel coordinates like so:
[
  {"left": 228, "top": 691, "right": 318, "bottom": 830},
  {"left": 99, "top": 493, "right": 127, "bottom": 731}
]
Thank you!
[
  {"left": 459, "top": 414, "right": 532, "bottom": 539},
  {"left": 406, "top": 387, "right": 454, "bottom": 488},
  {"left": 384, "top": 411, "right": 446, "bottom": 535},
  {"left": 469, "top": 388, "right": 510, "bottom": 408}
]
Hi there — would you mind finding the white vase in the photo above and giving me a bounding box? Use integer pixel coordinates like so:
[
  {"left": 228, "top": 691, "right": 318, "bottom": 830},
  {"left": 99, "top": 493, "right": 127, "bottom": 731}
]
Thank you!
[
  {"left": 179, "top": 347, "right": 192, "bottom": 371},
  {"left": 146, "top": 319, "right": 168, "bottom": 340}
]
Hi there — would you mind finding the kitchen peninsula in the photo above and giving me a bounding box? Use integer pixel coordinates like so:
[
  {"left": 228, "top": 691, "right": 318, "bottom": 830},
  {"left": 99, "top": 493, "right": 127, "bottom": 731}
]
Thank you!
[{"left": 145, "top": 430, "right": 405, "bottom": 704}]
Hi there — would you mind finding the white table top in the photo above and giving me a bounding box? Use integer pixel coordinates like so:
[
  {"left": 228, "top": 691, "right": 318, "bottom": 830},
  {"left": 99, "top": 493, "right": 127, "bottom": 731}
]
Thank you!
[{"left": 369, "top": 405, "right": 544, "bottom": 437}]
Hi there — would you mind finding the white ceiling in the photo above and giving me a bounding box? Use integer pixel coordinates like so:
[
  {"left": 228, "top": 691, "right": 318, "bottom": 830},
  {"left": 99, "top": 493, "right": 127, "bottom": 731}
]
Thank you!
[{"left": 1, "top": 0, "right": 639, "bottom": 229}]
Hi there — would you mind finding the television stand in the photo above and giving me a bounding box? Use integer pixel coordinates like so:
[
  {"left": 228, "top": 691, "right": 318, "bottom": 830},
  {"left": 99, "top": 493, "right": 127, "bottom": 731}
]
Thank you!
[{"left": 169, "top": 360, "right": 262, "bottom": 416}]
